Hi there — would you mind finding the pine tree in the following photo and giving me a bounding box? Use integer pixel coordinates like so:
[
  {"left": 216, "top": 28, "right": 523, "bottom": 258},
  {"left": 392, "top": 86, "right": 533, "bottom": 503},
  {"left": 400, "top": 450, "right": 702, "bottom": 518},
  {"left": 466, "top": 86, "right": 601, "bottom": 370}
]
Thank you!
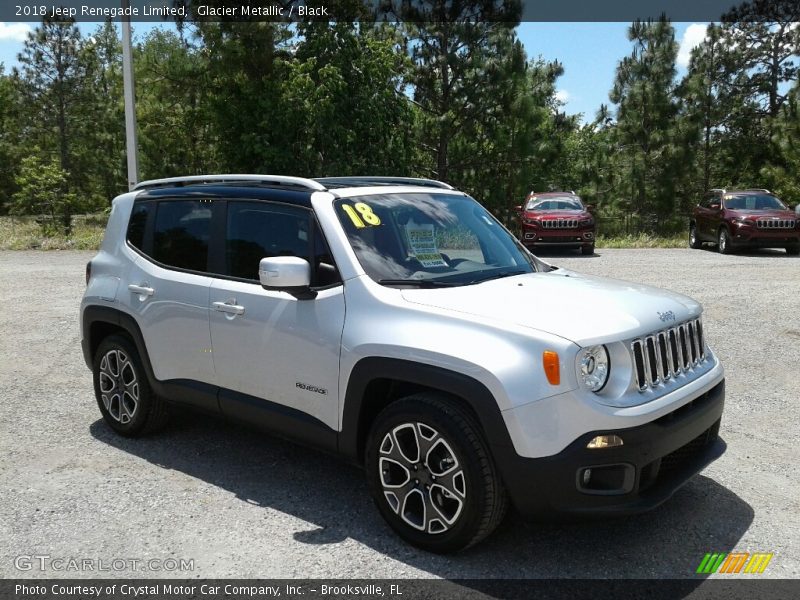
[{"left": 610, "top": 17, "right": 684, "bottom": 223}]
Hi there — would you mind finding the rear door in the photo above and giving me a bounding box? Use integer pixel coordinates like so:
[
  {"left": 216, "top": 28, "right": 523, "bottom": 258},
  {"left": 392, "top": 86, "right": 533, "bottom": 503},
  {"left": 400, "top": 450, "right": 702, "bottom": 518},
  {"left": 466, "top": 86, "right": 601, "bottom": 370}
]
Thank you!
[
  {"left": 124, "top": 198, "right": 216, "bottom": 388},
  {"left": 207, "top": 199, "right": 345, "bottom": 435}
]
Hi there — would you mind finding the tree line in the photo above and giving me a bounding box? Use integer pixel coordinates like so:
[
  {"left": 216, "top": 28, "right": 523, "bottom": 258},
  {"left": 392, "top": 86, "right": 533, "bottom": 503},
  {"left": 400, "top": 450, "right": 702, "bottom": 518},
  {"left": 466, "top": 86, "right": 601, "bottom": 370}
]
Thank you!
[{"left": 0, "top": 0, "right": 797, "bottom": 235}]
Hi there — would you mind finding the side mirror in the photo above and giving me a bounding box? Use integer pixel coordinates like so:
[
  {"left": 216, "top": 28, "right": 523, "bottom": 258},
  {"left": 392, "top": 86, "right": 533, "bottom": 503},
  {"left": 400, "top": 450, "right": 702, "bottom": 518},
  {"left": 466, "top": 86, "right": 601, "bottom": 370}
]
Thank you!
[
  {"left": 259, "top": 256, "right": 316, "bottom": 299},
  {"left": 514, "top": 205, "right": 523, "bottom": 213},
  {"left": 709, "top": 203, "right": 720, "bottom": 210},
  {"left": 585, "top": 204, "right": 595, "bottom": 213}
]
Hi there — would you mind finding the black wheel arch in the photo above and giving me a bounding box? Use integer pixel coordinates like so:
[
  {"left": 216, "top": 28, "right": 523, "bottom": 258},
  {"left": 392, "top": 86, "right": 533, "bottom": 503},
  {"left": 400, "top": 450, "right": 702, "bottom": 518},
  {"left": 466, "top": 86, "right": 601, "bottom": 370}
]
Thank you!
[
  {"left": 82, "top": 305, "right": 157, "bottom": 387},
  {"left": 339, "top": 357, "right": 515, "bottom": 466}
]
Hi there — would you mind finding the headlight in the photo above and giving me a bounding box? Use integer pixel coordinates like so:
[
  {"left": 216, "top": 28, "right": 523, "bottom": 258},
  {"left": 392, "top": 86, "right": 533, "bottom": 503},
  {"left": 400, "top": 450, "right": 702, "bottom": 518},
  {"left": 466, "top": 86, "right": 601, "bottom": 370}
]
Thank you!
[
  {"left": 577, "top": 345, "right": 609, "bottom": 392},
  {"left": 580, "top": 218, "right": 594, "bottom": 226}
]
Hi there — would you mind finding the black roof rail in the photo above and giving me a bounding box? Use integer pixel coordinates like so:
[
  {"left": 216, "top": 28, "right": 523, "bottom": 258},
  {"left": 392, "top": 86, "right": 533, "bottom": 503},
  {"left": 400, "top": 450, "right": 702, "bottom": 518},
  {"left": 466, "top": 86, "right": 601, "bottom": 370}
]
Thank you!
[
  {"left": 314, "top": 176, "right": 454, "bottom": 190},
  {"left": 133, "top": 174, "right": 326, "bottom": 192}
]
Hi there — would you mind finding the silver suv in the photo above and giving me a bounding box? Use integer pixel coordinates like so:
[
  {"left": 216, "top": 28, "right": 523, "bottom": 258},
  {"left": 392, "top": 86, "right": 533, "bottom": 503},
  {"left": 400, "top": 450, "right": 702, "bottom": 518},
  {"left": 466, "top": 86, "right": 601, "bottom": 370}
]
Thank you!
[{"left": 81, "top": 175, "right": 726, "bottom": 552}]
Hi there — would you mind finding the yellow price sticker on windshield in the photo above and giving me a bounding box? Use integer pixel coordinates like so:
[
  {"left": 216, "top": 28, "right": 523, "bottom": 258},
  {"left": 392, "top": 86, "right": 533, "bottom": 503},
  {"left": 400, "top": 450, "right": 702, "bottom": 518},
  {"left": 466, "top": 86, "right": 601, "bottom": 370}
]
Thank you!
[{"left": 342, "top": 202, "right": 381, "bottom": 228}]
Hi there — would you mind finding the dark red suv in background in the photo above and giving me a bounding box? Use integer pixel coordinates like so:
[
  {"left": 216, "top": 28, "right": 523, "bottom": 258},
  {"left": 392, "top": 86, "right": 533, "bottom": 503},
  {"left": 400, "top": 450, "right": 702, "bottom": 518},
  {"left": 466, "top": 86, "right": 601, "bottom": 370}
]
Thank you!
[
  {"left": 690, "top": 189, "right": 800, "bottom": 255},
  {"left": 516, "top": 191, "right": 596, "bottom": 255}
]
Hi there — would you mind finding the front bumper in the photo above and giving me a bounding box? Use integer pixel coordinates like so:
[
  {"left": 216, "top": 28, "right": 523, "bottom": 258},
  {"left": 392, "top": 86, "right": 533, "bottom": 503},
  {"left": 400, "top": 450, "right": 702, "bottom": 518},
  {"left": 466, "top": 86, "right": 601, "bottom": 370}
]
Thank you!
[
  {"left": 521, "top": 228, "right": 594, "bottom": 248},
  {"left": 731, "top": 226, "right": 799, "bottom": 247},
  {"left": 494, "top": 379, "right": 725, "bottom": 517}
]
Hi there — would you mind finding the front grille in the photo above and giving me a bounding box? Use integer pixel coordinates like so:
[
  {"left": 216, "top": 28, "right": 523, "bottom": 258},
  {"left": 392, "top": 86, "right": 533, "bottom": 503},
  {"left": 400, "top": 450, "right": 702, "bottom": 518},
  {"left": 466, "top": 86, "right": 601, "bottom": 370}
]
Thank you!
[
  {"left": 631, "top": 318, "right": 706, "bottom": 391},
  {"left": 756, "top": 218, "right": 796, "bottom": 229},
  {"left": 541, "top": 218, "right": 579, "bottom": 229}
]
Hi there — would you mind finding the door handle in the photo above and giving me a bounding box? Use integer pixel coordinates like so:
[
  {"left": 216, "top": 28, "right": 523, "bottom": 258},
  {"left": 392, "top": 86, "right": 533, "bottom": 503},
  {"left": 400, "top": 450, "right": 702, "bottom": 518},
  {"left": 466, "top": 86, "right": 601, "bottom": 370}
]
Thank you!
[
  {"left": 213, "top": 301, "right": 245, "bottom": 315},
  {"left": 128, "top": 283, "right": 154, "bottom": 296}
]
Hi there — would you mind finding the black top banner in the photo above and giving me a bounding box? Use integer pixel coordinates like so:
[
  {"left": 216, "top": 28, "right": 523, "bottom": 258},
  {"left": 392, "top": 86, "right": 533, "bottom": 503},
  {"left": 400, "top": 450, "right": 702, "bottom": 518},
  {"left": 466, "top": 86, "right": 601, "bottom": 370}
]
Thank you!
[{"left": 1, "top": 0, "right": 793, "bottom": 23}]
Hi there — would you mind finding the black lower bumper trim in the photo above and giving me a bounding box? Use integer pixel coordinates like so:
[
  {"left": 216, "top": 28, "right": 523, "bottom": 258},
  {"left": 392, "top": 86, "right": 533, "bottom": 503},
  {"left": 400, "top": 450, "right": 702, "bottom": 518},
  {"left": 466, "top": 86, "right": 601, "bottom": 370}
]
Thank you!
[{"left": 495, "top": 379, "right": 726, "bottom": 517}]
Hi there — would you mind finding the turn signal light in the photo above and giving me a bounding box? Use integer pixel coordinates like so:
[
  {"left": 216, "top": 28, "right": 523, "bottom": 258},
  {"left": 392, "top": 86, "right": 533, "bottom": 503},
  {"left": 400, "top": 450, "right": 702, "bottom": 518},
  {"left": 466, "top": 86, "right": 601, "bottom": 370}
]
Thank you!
[{"left": 543, "top": 350, "right": 560, "bottom": 385}]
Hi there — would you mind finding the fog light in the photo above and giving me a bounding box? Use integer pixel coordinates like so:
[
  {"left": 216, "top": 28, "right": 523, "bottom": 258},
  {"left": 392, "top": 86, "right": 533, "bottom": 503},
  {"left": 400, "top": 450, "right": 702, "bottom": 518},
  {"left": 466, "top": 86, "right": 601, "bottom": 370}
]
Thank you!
[
  {"left": 587, "top": 434, "right": 624, "bottom": 449},
  {"left": 582, "top": 468, "right": 592, "bottom": 485}
]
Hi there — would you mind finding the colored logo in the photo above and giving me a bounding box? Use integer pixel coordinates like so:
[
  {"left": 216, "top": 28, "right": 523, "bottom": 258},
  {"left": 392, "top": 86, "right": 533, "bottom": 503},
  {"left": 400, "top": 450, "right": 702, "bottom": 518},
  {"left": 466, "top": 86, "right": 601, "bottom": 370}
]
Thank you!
[{"left": 696, "top": 552, "right": 773, "bottom": 574}]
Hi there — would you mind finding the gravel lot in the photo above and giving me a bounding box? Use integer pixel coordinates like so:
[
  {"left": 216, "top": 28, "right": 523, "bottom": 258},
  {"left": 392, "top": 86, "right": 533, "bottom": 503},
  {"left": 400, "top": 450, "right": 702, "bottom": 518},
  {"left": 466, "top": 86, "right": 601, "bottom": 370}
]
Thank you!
[{"left": 0, "top": 248, "right": 798, "bottom": 579}]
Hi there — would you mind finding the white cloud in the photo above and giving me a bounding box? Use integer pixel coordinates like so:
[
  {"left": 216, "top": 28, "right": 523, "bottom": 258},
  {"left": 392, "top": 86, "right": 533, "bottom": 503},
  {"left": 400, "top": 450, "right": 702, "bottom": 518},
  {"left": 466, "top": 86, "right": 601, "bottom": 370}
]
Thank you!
[
  {"left": 678, "top": 23, "right": 708, "bottom": 68},
  {"left": 0, "top": 22, "right": 31, "bottom": 42},
  {"left": 555, "top": 89, "right": 570, "bottom": 104}
]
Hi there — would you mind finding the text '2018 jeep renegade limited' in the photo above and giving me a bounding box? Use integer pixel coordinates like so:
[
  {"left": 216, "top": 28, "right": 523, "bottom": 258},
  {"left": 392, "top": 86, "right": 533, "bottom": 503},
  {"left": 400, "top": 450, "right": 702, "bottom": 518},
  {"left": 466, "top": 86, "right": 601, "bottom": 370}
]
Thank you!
[{"left": 81, "top": 175, "right": 726, "bottom": 552}]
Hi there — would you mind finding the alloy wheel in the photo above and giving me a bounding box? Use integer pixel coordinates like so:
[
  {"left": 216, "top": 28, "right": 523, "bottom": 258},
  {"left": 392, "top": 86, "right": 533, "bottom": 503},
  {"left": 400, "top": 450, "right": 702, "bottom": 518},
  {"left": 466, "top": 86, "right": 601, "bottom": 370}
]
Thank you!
[
  {"left": 378, "top": 422, "right": 466, "bottom": 534},
  {"left": 98, "top": 349, "right": 139, "bottom": 424}
]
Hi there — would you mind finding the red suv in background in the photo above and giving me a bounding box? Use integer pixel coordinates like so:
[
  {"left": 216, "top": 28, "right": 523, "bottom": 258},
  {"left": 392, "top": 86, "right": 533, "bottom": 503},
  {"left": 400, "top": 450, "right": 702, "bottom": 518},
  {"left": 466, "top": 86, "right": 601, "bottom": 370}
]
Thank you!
[
  {"left": 690, "top": 189, "right": 800, "bottom": 255},
  {"left": 516, "top": 192, "right": 595, "bottom": 255}
]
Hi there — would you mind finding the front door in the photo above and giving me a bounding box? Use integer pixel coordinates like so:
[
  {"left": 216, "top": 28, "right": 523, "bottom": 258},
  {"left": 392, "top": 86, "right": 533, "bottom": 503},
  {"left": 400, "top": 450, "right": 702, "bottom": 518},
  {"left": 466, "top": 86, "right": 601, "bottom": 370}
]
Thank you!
[{"left": 208, "top": 200, "right": 345, "bottom": 433}]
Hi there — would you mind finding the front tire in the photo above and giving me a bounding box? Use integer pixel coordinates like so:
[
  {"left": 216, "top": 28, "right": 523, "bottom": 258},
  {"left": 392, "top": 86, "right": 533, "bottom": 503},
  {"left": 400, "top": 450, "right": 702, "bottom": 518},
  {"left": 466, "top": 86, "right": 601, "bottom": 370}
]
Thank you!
[
  {"left": 581, "top": 244, "right": 595, "bottom": 255},
  {"left": 717, "top": 227, "right": 733, "bottom": 254},
  {"left": 689, "top": 224, "right": 702, "bottom": 249},
  {"left": 93, "top": 335, "right": 168, "bottom": 436},
  {"left": 786, "top": 245, "right": 800, "bottom": 256},
  {"left": 365, "top": 393, "right": 507, "bottom": 553}
]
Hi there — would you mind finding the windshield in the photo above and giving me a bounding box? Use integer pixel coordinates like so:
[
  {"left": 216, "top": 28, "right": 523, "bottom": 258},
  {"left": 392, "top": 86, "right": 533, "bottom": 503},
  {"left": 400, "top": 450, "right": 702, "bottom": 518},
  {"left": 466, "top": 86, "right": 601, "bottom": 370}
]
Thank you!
[
  {"left": 724, "top": 194, "right": 788, "bottom": 211},
  {"left": 334, "top": 192, "right": 537, "bottom": 286},
  {"left": 525, "top": 196, "right": 583, "bottom": 211}
]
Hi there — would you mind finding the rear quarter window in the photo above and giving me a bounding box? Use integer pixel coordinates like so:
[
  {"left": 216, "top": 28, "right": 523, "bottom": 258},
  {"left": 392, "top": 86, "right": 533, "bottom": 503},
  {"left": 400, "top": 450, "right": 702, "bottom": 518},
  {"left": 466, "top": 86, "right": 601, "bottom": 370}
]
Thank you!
[{"left": 126, "top": 202, "right": 151, "bottom": 251}]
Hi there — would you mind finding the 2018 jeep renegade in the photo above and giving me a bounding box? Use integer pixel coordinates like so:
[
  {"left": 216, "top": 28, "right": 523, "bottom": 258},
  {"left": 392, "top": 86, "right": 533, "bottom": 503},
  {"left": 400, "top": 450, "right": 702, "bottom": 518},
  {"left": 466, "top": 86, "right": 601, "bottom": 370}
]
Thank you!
[{"left": 81, "top": 175, "right": 726, "bottom": 553}]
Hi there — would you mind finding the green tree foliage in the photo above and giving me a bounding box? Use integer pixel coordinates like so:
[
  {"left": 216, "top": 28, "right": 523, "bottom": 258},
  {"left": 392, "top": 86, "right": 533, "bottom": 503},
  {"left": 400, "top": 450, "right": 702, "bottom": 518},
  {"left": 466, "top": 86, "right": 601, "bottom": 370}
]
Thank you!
[
  {"left": 135, "top": 26, "right": 220, "bottom": 178},
  {"left": 10, "top": 153, "right": 79, "bottom": 235},
  {"left": 1, "top": 7, "right": 797, "bottom": 235},
  {"left": 609, "top": 17, "right": 687, "bottom": 221},
  {"left": 0, "top": 65, "right": 23, "bottom": 214},
  {"left": 14, "top": 18, "right": 87, "bottom": 191}
]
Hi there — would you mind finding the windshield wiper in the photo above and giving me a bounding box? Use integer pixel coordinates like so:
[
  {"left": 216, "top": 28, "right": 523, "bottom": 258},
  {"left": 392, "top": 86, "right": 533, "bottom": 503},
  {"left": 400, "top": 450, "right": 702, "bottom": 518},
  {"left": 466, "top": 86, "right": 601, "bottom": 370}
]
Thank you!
[
  {"left": 378, "top": 278, "right": 459, "bottom": 288},
  {"left": 466, "top": 270, "right": 528, "bottom": 284}
]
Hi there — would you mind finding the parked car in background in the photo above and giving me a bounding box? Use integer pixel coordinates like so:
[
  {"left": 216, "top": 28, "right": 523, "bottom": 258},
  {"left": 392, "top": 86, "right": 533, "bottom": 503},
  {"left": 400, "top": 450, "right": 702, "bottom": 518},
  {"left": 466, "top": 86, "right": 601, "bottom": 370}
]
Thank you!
[
  {"left": 516, "top": 191, "right": 596, "bottom": 255},
  {"left": 690, "top": 188, "right": 800, "bottom": 255}
]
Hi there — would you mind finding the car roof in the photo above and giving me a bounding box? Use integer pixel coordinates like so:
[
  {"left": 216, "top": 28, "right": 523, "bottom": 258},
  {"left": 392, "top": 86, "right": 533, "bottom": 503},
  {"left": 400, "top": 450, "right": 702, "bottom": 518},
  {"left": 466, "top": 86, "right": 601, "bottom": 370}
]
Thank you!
[
  {"left": 131, "top": 175, "right": 458, "bottom": 205},
  {"left": 711, "top": 188, "right": 773, "bottom": 196}
]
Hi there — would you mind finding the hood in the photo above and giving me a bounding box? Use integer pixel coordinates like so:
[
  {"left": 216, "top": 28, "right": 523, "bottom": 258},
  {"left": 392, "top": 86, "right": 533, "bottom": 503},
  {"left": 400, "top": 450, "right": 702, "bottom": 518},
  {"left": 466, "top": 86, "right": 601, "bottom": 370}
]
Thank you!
[
  {"left": 525, "top": 209, "right": 591, "bottom": 219},
  {"left": 400, "top": 269, "right": 701, "bottom": 346}
]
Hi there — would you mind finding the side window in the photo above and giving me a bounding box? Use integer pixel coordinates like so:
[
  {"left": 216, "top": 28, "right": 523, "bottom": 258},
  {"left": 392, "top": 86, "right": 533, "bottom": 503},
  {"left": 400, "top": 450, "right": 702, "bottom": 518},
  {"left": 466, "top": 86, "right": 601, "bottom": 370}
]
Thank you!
[
  {"left": 226, "top": 202, "right": 311, "bottom": 280},
  {"left": 127, "top": 202, "right": 151, "bottom": 251},
  {"left": 152, "top": 201, "right": 211, "bottom": 272}
]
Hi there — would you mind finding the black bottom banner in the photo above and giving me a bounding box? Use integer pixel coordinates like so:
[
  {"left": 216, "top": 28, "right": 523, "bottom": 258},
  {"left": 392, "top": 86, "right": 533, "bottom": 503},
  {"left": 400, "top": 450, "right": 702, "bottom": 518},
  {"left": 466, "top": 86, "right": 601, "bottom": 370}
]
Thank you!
[{"left": 2, "top": 579, "right": 798, "bottom": 600}]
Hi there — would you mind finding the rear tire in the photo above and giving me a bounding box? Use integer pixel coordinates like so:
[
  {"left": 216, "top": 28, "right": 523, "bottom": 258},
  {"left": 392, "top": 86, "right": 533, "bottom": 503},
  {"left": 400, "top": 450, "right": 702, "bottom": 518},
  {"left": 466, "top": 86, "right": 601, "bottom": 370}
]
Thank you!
[
  {"left": 717, "top": 227, "right": 733, "bottom": 254},
  {"left": 689, "top": 224, "right": 702, "bottom": 249},
  {"left": 93, "top": 335, "right": 168, "bottom": 436},
  {"left": 365, "top": 393, "right": 507, "bottom": 553}
]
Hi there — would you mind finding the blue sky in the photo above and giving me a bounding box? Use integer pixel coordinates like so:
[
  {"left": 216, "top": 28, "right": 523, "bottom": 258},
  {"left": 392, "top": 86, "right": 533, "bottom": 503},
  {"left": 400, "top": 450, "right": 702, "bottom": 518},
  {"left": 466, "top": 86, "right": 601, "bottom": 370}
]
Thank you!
[{"left": 0, "top": 21, "right": 707, "bottom": 123}]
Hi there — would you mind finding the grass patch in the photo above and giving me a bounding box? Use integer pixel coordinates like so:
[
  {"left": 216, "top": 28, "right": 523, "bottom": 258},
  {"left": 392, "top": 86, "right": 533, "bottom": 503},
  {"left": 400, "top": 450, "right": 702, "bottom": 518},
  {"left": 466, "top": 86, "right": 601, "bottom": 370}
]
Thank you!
[
  {"left": 0, "top": 215, "right": 106, "bottom": 250},
  {"left": 596, "top": 233, "right": 686, "bottom": 249}
]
